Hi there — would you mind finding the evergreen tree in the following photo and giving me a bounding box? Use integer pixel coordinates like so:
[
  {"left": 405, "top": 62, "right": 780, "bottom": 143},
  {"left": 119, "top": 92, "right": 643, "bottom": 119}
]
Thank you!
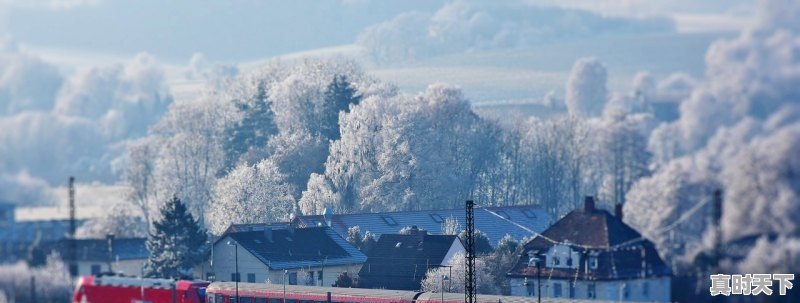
[
  {"left": 321, "top": 74, "right": 361, "bottom": 141},
  {"left": 458, "top": 229, "right": 494, "bottom": 256},
  {"left": 223, "top": 83, "right": 278, "bottom": 170},
  {"left": 144, "top": 196, "right": 208, "bottom": 279}
]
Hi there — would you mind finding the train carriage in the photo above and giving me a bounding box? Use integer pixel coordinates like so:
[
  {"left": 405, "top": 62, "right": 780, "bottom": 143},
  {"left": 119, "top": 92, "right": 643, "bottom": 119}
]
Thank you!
[
  {"left": 72, "top": 275, "right": 209, "bottom": 303},
  {"left": 206, "top": 282, "right": 419, "bottom": 303}
]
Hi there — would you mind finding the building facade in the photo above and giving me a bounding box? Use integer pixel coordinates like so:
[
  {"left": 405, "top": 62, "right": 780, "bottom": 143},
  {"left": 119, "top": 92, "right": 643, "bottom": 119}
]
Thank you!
[
  {"left": 508, "top": 197, "right": 672, "bottom": 302},
  {"left": 210, "top": 225, "right": 366, "bottom": 287},
  {"left": 357, "top": 226, "right": 465, "bottom": 291}
]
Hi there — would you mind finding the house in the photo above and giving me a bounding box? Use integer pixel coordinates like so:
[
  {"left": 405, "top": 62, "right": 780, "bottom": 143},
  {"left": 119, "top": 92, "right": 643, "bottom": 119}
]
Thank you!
[
  {"left": 357, "top": 226, "right": 464, "bottom": 291},
  {"left": 0, "top": 202, "right": 88, "bottom": 263},
  {"left": 293, "top": 205, "right": 551, "bottom": 249},
  {"left": 507, "top": 197, "right": 672, "bottom": 302},
  {"left": 52, "top": 236, "right": 149, "bottom": 277},
  {"left": 211, "top": 225, "right": 366, "bottom": 287}
]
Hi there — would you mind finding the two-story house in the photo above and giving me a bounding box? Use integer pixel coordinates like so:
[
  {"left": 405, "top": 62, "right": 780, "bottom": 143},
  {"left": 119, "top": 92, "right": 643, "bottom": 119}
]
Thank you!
[{"left": 507, "top": 197, "right": 672, "bottom": 302}]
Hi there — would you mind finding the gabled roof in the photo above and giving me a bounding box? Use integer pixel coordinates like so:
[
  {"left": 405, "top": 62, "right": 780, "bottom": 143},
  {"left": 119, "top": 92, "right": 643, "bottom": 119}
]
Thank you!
[
  {"left": 358, "top": 231, "right": 461, "bottom": 291},
  {"left": 509, "top": 200, "right": 670, "bottom": 280},
  {"left": 52, "top": 238, "right": 148, "bottom": 261},
  {"left": 294, "top": 205, "right": 550, "bottom": 248},
  {"left": 220, "top": 226, "right": 366, "bottom": 270}
]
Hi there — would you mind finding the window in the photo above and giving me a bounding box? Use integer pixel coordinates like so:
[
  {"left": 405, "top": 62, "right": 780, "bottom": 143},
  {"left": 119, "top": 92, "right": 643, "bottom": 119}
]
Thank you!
[
  {"left": 256, "top": 298, "right": 267, "bottom": 303},
  {"left": 430, "top": 214, "right": 444, "bottom": 223},
  {"left": 495, "top": 210, "right": 511, "bottom": 219},
  {"left": 317, "top": 271, "right": 323, "bottom": 281},
  {"left": 566, "top": 257, "right": 573, "bottom": 267},
  {"left": 643, "top": 281, "right": 650, "bottom": 296},
  {"left": 526, "top": 281, "right": 535, "bottom": 296},
  {"left": 270, "top": 299, "right": 282, "bottom": 303},
  {"left": 623, "top": 284, "right": 630, "bottom": 299},
  {"left": 208, "top": 293, "right": 215, "bottom": 303},
  {"left": 289, "top": 272, "right": 298, "bottom": 285},
  {"left": 248, "top": 273, "right": 256, "bottom": 283},
  {"left": 521, "top": 209, "right": 536, "bottom": 218},
  {"left": 216, "top": 294, "right": 223, "bottom": 303},
  {"left": 231, "top": 297, "right": 237, "bottom": 303},
  {"left": 569, "top": 282, "right": 576, "bottom": 298},
  {"left": 231, "top": 273, "right": 241, "bottom": 282},
  {"left": 309, "top": 271, "right": 315, "bottom": 282},
  {"left": 553, "top": 283, "right": 562, "bottom": 298},
  {"left": 241, "top": 298, "right": 253, "bottom": 303},
  {"left": 552, "top": 256, "right": 560, "bottom": 266},
  {"left": 381, "top": 216, "right": 397, "bottom": 226},
  {"left": 206, "top": 273, "right": 215, "bottom": 281},
  {"left": 589, "top": 256, "right": 598, "bottom": 269},
  {"left": 587, "top": 284, "right": 596, "bottom": 299},
  {"left": 91, "top": 264, "right": 102, "bottom": 275}
]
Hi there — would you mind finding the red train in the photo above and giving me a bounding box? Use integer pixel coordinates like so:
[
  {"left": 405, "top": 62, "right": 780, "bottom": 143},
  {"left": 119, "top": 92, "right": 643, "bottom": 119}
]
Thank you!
[
  {"left": 72, "top": 275, "right": 209, "bottom": 303},
  {"left": 74, "top": 276, "right": 606, "bottom": 303}
]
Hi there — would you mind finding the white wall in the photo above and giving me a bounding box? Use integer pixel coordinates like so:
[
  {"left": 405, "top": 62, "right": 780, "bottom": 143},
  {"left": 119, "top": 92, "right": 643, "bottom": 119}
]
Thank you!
[
  {"left": 510, "top": 277, "right": 671, "bottom": 303},
  {"left": 441, "top": 239, "right": 465, "bottom": 265}
]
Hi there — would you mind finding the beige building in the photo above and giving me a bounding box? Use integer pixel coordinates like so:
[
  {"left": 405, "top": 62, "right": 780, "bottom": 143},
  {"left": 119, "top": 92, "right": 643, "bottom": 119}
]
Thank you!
[
  {"left": 210, "top": 225, "right": 366, "bottom": 287},
  {"left": 53, "top": 236, "right": 149, "bottom": 277}
]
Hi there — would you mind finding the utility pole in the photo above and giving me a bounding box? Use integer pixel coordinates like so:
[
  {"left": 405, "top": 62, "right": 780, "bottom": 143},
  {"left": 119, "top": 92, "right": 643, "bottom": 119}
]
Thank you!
[
  {"left": 68, "top": 177, "right": 77, "bottom": 277},
  {"left": 465, "top": 200, "right": 475, "bottom": 303}
]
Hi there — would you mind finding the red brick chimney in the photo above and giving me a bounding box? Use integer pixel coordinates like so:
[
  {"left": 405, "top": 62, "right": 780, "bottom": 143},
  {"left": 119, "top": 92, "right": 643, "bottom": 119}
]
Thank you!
[
  {"left": 614, "top": 204, "right": 623, "bottom": 220},
  {"left": 584, "top": 196, "right": 595, "bottom": 213}
]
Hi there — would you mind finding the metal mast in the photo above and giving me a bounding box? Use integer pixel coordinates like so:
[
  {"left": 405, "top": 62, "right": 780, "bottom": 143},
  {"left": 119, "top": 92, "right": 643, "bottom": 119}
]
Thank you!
[
  {"left": 68, "top": 176, "right": 77, "bottom": 276},
  {"left": 465, "top": 200, "right": 476, "bottom": 303}
]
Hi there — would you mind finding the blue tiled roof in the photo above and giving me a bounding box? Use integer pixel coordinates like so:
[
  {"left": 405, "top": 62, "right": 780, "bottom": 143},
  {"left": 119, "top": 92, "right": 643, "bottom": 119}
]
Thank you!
[
  {"left": 52, "top": 238, "right": 148, "bottom": 261},
  {"left": 295, "top": 205, "right": 552, "bottom": 248},
  {"left": 222, "top": 226, "right": 366, "bottom": 270}
]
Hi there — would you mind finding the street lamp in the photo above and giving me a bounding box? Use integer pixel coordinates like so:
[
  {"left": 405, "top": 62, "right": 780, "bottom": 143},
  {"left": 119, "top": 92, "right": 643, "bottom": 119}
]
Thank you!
[
  {"left": 441, "top": 275, "right": 449, "bottom": 303},
  {"left": 283, "top": 270, "right": 288, "bottom": 303},
  {"left": 227, "top": 241, "right": 239, "bottom": 303},
  {"left": 527, "top": 251, "right": 542, "bottom": 303}
]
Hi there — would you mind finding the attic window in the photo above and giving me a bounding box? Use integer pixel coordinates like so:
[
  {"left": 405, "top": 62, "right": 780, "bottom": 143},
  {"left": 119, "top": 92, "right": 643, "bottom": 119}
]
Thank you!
[
  {"left": 382, "top": 216, "right": 397, "bottom": 226},
  {"left": 254, "top": 239, "right": 262, "bottom": 244},
  {"left": 522, "top": 210, "right": 536, "bottom": 218},
  {"left": 430, "top": 214, "right": 444, "bottom": 223},
  {"left": 496, "top": 210, "right": 511, "bottom": 219},
  {"left": 286, "top": 237, "right": 293, "bottom": 242},
  {"left": 395, "top": 242, "right": 402, "bottom": 248}
]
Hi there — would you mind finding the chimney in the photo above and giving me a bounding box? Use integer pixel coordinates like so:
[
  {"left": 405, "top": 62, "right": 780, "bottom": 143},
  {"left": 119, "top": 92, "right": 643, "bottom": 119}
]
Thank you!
[
  {"left": 584, "top": 196, "right": 596, "bottom": 213},
  {"left": 264, "top": 227, "right": 273, "bottom": 243},
  {"left": 324, "top": 207, "right": 334, "bottom": 227},
  {"left": 409, "top": 226, "right": 427, "bottom": 242},
  {"left": 614, "top": 204, "right": 623, "bottom": 220}
]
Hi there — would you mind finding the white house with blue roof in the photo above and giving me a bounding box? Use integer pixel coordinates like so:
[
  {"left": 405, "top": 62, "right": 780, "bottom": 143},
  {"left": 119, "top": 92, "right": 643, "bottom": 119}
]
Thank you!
[{"left": 211, "top": 225, "right": 366, "bottom": 287}]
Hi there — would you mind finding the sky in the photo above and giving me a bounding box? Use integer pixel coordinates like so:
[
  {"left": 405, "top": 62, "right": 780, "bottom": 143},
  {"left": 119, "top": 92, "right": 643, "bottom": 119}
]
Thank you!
[{"left": 0, "top": 0, "right": 757, "bottom": 208}]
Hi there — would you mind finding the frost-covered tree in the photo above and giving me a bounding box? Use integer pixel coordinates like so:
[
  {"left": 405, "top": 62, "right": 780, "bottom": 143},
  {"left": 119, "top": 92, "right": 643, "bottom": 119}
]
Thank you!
[
  {"left": 321, "top": 74, "right": 362, "bottom": 141},
  {"left": 302, "top": 84, "right": 501, "bottom": 214},
  {"left": 596, "top": 111, "right": 653, "bottom": 207},
  {"left": 123, "top": 138, "right": 160, "bottom": 227},
  {"left": 150, "top": 96, "right": 234, "bottom": 222},
  {"left": 77, "top": 202, "right": 148, "bottom": 239},
  {"left": 486, "top": 234, "right": 522, "bottom": 295},
  {"left": 207, "top": 159, "right": 295, "bottom": 235},
  {"left": 332, "top": 272, "right": 354, "bottom": 288},
  {"left": 218, "top": 64, "right": 287, "bottom": 170},
  {"left": 458, "top": 229, "right": 493, "bottom": 256},
  {"left": 441, "top": 216, "right": 461, "bottom": 235},
  {"left": 566, "top": 58, "right": 607, "bottom": 118},
  {"left": 420, "top": 252, "right": 498, "bottom": 294},
  {"left": 346, "top": 226, "right": 364, "bottom": 249},
  {"left": 145, "top": 196, "right": 208, "bottom": 279},
  {"left": 0, "top": 253, "right": 72, "bottom": 303}
]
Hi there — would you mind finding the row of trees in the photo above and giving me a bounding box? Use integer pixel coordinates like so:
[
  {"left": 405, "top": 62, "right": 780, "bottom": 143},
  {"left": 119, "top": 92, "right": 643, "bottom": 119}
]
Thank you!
[{"left": 101, "top": 57, "right": 657, "bottom": 239}]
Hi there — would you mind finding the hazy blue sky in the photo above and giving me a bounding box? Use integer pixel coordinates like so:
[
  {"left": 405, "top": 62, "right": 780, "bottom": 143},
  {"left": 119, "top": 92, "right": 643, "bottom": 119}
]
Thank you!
[{"left": 0, "top": 0, "right": 752, "bottom": 63}]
